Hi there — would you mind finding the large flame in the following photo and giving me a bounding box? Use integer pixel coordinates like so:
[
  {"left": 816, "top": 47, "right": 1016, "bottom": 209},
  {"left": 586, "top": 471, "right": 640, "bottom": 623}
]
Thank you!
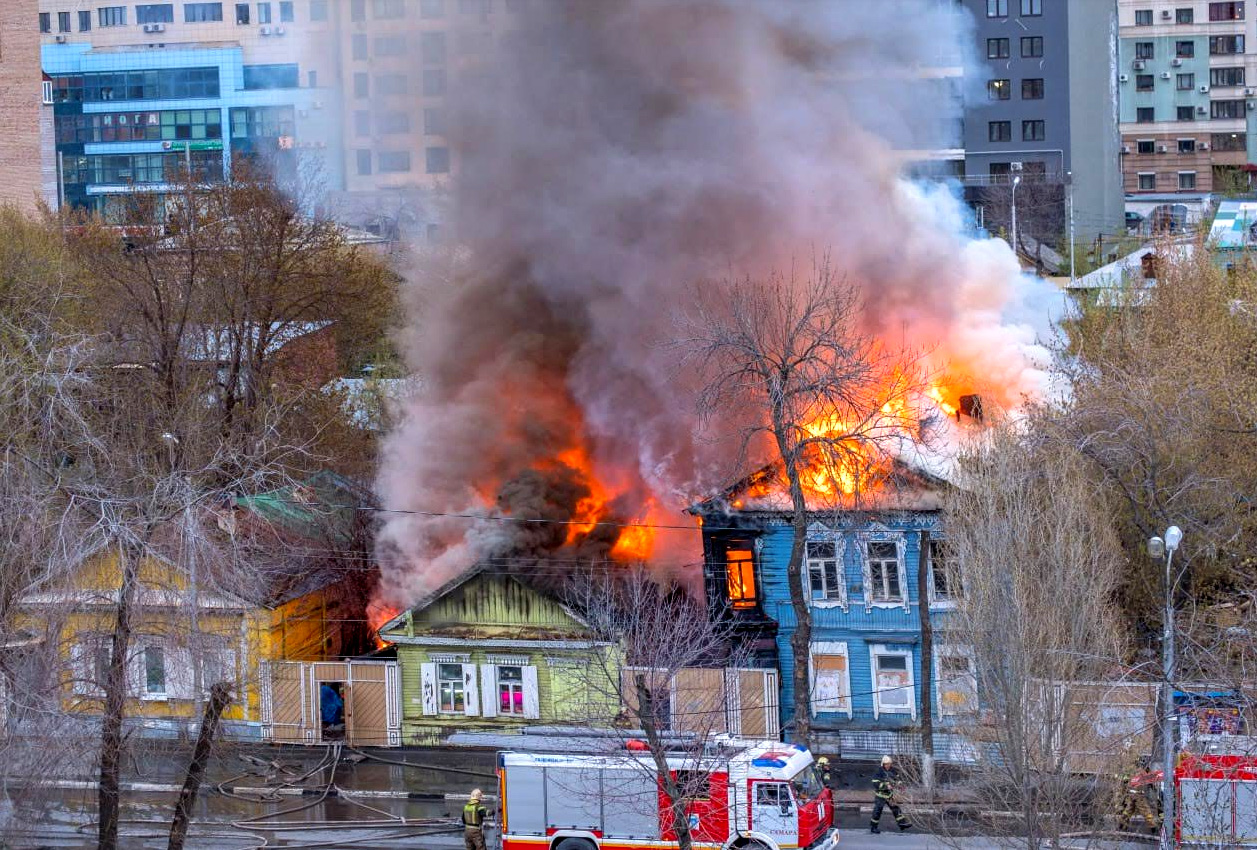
[{"left": 734, "top": 380, "right": 969, "bottom": 508}]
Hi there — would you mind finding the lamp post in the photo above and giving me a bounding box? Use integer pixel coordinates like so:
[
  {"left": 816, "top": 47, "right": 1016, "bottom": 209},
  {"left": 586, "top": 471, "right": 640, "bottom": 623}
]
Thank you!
[
  {"left": 1149, "top": 524, "right": 1183, "bottom": 850},
  {"left": 1010, "top": 174, "right": 1021, "bottom": 255}
]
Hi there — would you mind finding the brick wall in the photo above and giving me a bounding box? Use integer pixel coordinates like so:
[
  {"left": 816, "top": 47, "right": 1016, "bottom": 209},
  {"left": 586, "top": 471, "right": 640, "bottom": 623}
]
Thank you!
[{"left": 0, "top": 0, "right": 53, "bottom": 214}]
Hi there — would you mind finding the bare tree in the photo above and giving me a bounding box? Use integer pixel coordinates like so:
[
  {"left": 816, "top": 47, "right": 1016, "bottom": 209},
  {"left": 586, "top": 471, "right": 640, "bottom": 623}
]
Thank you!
[
  {"left": 944, "top": 421, "right": 1127, "bottom": 848},
  {"left": 563, "top": 566, "right": 753, "bottom": 850},
  {"left": 681, "top": 259, "right": 929, "bottom": 746}
]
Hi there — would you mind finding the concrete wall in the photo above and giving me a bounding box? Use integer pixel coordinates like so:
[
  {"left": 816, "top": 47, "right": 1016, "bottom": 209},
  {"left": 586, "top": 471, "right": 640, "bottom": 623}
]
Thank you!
[
  {"left": 1068, "top": 0, "right": 1125, "bottom": 240},
  {"left": 961, "top": 0, "right": 1073, "bottom": 180},
  {"left": 0, "top": 0, "right": 57, "bottom": 213}
]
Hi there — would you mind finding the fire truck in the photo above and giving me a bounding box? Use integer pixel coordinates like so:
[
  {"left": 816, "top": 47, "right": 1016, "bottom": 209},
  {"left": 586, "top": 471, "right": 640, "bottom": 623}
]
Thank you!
[
  {"left": 497, "top": 740, "right": 839, "bottom": 850},
  {"left": 1174, "top": 735, "right": 1257, "bottom": 846}
]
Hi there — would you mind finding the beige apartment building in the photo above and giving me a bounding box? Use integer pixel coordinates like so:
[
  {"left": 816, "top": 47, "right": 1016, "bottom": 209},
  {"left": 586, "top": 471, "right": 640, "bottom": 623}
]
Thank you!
[
  {"left": 1, "top": 0, "right": 58, "bottom": 213},
  {"left": 27, "top": 0, "right": 501, "bottom": 235},
  {"left": 1118, "top": 0, "right": 1254, "bottom": 195}
]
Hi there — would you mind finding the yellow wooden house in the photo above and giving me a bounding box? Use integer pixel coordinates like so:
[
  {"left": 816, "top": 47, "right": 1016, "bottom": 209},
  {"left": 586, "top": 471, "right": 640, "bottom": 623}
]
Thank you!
[{"left": 14, "top": 475, "right": 376, "bottom": 740}]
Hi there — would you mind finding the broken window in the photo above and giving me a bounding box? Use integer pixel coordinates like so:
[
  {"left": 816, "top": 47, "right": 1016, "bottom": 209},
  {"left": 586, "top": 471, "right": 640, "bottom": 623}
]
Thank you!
[
  {"left": 930, "top": 539, "right": 960, "bottom": 602},
  {"left": 866, "top": 541, "right": 903, "bottom": 603},
  {"left": 497, "top": 665, "right": 524, "bottom": 715},
  {"left": 438, "top": 662, "right": 465, "bottom": 712},
  {"left": 807, "top": 541, "right": 844, "bottom": 604},
  {"left": 725, "top": 545, "right": 757, "bottom": 609}
]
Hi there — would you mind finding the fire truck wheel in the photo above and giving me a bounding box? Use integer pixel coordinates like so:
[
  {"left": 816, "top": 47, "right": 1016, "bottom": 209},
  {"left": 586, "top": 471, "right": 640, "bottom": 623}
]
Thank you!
[{"left": 553, "top": 838, "right": 597, "bottom": 850}]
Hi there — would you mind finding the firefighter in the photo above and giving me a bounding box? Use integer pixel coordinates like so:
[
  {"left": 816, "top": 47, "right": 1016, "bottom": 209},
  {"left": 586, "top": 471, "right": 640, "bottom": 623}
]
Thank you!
[
  {"left": 870, "top": 755, "right": 911, "bottom": 834},
  {"left": 1115, "top": 761, "right": 1161, "bottom": 833},
  {"left": 463, "top": 788, "right": 488, "bottom": 850},
  {"left": 816, "top": 756, "right": 833, "bottom": 790}
]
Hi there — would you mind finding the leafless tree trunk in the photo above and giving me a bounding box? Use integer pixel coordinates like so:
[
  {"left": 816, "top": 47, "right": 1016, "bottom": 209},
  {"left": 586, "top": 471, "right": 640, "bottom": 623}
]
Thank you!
[
  {"left": 917, "top": 529, "right": 934, "bottom": 795},
  {"left": 681, "top": 259, "right": 929, "bottom": 746},
  {"left": 565, "top": 567, "right": 752, "bottom": 850},
  {"left": 168, "top": 681, "right": 232, "bottom": 850},
  {"left": 97, "top": 539, "right": 142, "bottom": 850}
]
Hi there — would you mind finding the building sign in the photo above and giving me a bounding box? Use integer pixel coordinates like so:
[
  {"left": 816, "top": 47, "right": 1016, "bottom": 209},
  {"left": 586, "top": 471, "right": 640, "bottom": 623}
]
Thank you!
[{"left": 161, "top": 140, "right": 223, "bottom": 152}]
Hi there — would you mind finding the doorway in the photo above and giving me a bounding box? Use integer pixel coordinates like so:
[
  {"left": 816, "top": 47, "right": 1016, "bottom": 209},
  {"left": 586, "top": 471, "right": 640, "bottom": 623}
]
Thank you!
[{"left": 319, "top": 681, "right": 347, "bottom": 741}]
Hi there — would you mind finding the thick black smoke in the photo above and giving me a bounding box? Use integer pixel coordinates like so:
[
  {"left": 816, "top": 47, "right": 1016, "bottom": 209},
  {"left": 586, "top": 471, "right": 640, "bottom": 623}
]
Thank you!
[{"left": 376, "top": 1, "right": 1052, "bottom": 605}]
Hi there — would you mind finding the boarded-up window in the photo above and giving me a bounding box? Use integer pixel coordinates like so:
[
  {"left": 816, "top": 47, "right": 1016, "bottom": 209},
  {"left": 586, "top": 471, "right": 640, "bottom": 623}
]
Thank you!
[
  {"left": 938, "top": 651, "right": 977, "bottom": 716},
  {"left": 873, "top": 650, "right": 914, "bottom": 716},
  {"left": 811, "top": 642, "right": 851, "bottom": 716},
  {"left": 726, "top": 546, "right": 756, "bottom": 609}
]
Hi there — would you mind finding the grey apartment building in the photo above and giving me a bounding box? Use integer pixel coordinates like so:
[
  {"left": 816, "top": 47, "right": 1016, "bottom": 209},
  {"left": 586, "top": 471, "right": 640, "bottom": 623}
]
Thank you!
[{"left": 960, "top": 0, "right": 1124, "bottom": 245}]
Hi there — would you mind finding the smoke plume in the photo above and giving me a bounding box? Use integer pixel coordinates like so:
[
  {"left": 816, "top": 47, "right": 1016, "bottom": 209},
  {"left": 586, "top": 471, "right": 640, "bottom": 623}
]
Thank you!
[{"left": 375, "top": 0, "right": 1057, "bottom": 605}]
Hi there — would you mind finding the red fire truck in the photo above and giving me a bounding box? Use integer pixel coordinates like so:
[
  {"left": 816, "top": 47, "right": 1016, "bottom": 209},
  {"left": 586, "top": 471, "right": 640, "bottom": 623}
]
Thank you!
[
  {"left": 1174, "top": 735, "right": 1257, "bottom": 846},
  {"left": 497, "top": 740, "right": 838, "bottom": 850}
]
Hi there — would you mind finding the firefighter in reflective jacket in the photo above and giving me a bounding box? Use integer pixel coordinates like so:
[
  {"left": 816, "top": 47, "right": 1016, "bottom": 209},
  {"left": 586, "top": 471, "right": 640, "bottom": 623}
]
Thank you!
[
  {"left": 870, "top": 755, "right": 911, "bottom": 834},
  {"left": 463, "top": 788, "right": 488, "bottom": 850},
  {"left": 817, "top": 756, "right": 833, "bottom": 790}
]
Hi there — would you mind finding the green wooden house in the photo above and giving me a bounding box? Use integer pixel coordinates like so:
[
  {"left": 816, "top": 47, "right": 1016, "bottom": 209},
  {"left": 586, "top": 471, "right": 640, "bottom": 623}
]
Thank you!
[{"left": 376, "top": 568, "right": 617, "bottom": 743}]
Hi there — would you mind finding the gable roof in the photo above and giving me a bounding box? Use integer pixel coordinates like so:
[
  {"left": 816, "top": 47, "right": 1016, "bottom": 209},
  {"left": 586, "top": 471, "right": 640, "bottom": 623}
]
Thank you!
[
  {"left": 378, "top": 565, "right": 592, "bottom": 639},
  {"left": 688, "top": 455, "right": 949, "bottom": 518}
]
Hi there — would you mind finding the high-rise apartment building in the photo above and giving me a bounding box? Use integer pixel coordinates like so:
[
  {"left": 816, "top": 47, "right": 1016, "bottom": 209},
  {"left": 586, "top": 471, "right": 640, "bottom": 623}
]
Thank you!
[
  {"left": 960, "top": 0, "right": 1124, "bottom": 244},
  {"left": 30, "top": 0, "right": 503, "bottom": 235},
  {"left": 1118, "top": 0, "right": 1252, "bottom": 195},
  {"left": 0, "top": 0, "right": 58, "bottom": 213}
]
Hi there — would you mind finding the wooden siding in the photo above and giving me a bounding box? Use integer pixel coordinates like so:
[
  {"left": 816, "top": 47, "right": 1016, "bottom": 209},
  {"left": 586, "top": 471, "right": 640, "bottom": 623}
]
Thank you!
[
  {"left": 395, "top": 643, "right": 615, "bottom": 740},
  {"left": 395, "top": 573, "right": 590, "bottom": 639},
  {"left": 751, "top": 515, "right": 957, "bottom": 731}
]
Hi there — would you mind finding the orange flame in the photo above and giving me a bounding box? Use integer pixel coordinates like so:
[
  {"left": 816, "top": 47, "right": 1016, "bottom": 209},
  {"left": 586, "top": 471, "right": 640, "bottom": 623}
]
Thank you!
[{"left": 751, "top": 381, "right": 965, "bottom": 505}]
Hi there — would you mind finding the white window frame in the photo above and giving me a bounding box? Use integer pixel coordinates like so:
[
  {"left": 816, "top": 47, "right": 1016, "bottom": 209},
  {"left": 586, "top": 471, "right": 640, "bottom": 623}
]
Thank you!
[
  {"left": 805, "top": 535, "right": 847, "bottom": 609},
  {"left": 141, "top": 645, "right": 168, "bottom": 701},
  {"left": 1137, "top": 172, "right": 1157, "bottom": 190},
  {"left": 809, "top": 641, "right": 852, "bottom": 718},
  {"left": 869, "top": 644, "right": 916, "bottom": 719},
  {"left": 926, "top": 536, "right": 958, "bottom": 609},
  {"left": 858, "top": 529, "right": 908, "bottom": 611},
  {"left": 935, "top": 644, "right": 979, "bottom": 718},
  {"left": 1178, "top": 170, "right": 1198, "bottom": 189},
  {"left": 436, "top": 661, "right": 466, "bottom": 714}
]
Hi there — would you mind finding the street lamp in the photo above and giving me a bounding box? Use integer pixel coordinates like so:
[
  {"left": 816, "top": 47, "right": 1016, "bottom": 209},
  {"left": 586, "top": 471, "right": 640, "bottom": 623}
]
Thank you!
[
  {"left": 1149, "top": 524, "right": 1183, "bottom": 850},
  {"left": 1010, "top": 174, "right": 1021, "bottom": 255}
]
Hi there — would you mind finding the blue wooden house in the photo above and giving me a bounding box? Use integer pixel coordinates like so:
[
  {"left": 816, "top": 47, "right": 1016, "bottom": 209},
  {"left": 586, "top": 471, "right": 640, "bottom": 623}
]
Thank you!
[{"left": 690, "top": 460, "right": 976, "bottom": 759}]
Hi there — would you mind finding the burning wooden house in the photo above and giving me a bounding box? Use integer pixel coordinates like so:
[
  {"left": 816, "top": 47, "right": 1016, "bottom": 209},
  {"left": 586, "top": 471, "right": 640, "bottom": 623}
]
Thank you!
[{"left": 690, "top": 452, "right": 978, "bottom": 760}]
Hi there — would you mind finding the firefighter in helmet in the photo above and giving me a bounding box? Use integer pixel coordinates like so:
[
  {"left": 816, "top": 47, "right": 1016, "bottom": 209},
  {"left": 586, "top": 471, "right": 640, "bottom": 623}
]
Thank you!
[
  {"left": 816, "top": 756, "right": 833, "bottom": 790},
  {"left": 463, "top": 788, "right": 488, "bottom": 850},
  {"left": 1114, "top": 757, "right": 1161, "bottom": 833},
  {"left": 870, "top": 755, "right": 911, "bottom": 834}
]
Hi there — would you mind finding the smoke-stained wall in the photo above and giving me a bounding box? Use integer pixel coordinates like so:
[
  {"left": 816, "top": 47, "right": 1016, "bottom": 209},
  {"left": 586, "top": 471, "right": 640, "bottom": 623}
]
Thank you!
[{"left": 376, "top": 0, "right": 1059, "bottom": 606}]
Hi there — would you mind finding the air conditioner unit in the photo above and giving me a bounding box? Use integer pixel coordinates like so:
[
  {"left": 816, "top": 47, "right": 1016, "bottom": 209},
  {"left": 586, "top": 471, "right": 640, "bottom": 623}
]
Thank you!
[
  {"left": 54, "top": 34, "right": 66, "bottom": 43},
  {"left": 1200, "top": 84, "right": 1210, "bottom": 93},
  {"left": 312, "top": 100, "right": 324, "bottom": 109},
  {"left": 1133, "top": 60, "right": 1147, "bottom": 70},
  {"left": 1172, "top": 58, "right": 1184, "bottom": 67},
  {"left": 142, "top": 23, "right": 154, "bottom": 32},
  {"left": 153, "top": 23, "right": 165, "bottom": 32},
  {"left": 1010, "top": 161, "right": 1024, "bottom": 171},
  {"left": 1158, "top": 144, "right": 1168, "bottom": 153},
  {"left": 1201, "top": 142, "right": 1211, "bottom": 151},
  {"left": 274, "top": 26, "right": 285, "bottom": 35},
  {"left": 1247, "top": 88, "right": 1255, "bottom": 96},
  {"left": 1121, "top": 144, "right": 1131, "bottom": 154},
  {"left": 1161, "top": 9, "right": 1172, "bottom": 17},
  {"left": 1161, "top": 71, "right": 1172, "bottom": 80},
  {"left": 1249, "top": 101, "right": 1256, "bottom": 109},
  {"left": 1120, "top": 74, "right": 1130, "bottom": 83},
  {"left": 259, "top": 25, "right": 271, "bottom": 35}
]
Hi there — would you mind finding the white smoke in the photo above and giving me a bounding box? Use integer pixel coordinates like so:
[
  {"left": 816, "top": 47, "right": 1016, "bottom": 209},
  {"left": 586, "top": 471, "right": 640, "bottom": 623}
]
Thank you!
[{"left": 375, "top": 0, "right": 1060, "bottom": 606}]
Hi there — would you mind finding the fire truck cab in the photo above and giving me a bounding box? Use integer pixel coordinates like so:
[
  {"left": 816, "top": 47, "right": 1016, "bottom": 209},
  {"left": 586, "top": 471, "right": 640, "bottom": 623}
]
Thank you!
[{"left": 498, "top": 740, "right": 838, "bottom": 850}]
